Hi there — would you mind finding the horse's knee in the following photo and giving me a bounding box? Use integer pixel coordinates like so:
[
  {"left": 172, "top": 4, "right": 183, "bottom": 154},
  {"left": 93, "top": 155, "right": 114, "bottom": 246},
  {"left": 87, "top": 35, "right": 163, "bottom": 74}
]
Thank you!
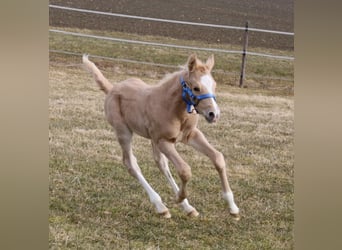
[
  {"left": 213, "top": 151, "right": 226, "bottom": 173},
  {"left": 154, "top": 154, "right": 166, "bottom": 168},
  {"left": 178, "top": 164, "right": 192, "bottom": 182},
  {"left": 127, "top": 167, "right": 138, "bottom": 177},
  {"left": 123, "top": 156, "right": 140, "bottom": 178}
]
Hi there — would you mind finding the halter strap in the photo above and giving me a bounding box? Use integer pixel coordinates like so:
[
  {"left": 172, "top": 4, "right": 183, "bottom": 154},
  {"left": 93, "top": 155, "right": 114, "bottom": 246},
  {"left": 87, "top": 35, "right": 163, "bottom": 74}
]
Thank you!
[{"left": 180, "top": 76, "right": 216, "bottom": 113}]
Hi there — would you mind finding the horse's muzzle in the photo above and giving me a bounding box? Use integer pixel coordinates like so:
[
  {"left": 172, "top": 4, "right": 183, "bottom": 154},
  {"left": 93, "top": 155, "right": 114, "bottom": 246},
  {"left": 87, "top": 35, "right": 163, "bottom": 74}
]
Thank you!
[{"left": 205, "top": 111, "right": 219, "bottom": 123}]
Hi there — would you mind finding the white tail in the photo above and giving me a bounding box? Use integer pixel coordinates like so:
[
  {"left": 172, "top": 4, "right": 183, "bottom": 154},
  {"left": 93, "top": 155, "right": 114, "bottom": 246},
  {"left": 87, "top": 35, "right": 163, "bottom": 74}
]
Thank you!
[{"left": 82, "top": 54, "right": 113, "bottom": 94}]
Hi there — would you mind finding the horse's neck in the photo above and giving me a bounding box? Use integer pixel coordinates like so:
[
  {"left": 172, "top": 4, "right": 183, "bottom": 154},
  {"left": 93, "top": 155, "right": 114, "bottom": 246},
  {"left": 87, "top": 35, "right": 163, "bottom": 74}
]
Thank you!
[{"left": 157, "top": 71, "right": 189, "bottom": 119}]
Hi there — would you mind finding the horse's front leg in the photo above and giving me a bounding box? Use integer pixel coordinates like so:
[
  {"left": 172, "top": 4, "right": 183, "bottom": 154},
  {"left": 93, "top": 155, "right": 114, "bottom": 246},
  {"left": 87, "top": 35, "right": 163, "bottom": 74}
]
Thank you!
[
  {"left": 157, "top": 139, "right": 192, "bottom": 204},
  {"left": 187, "top": 128, "right": 240, "bottom": 220},
  {"left": 152, "top": 141, "right": 199, "bottom": 217}
]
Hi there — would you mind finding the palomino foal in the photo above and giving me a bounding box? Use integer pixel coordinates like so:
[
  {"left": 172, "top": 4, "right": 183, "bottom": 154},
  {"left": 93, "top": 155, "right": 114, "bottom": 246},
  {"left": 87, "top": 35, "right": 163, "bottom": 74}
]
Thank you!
[{"left": 83, "top": 54, "right": 240, "bottom": 219}]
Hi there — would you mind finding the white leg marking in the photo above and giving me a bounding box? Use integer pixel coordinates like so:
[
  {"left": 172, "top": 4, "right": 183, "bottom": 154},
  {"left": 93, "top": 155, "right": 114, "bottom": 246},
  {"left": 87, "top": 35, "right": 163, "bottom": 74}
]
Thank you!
[
  {"left": 135, "top": 172, "right": 168, "bottom": 214},
  {"left": 130, "top": 153, "right": 168, "bottom": 214},
  {"left": 222, "top": 191, "right": 239, "bottom": 214},
  {"left": 180, "top": 199, "right": 197, "bottom": 214},
  {"left": 159, "top": 154, "right": 197, "bottom": 214},
  {"left": 166, "top": 173, "right": 197, "bottom": 214},
  {"left": 166, "top": 172, "right": 195, "bottom": 213}
]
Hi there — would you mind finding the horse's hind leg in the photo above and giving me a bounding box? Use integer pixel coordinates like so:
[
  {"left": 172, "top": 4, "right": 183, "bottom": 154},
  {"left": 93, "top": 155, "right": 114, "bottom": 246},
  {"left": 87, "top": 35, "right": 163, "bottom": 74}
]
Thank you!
[
  {"left": 152, "top": 142, "right": 199, "bottom": 217},
  {"left": 116, "top": 126, "right": 170, "bottom": 218}
]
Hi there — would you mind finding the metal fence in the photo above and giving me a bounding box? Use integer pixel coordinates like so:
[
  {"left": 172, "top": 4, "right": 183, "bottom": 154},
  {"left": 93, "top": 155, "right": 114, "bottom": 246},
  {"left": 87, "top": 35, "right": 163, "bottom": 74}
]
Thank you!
[{"left": 49, "top": 4, "right": 294, "bottom": 84}]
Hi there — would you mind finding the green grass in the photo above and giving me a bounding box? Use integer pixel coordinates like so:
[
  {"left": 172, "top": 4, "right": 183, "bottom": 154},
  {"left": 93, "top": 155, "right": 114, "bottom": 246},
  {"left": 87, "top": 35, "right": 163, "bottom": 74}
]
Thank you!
[{"left": 49, "top": 29, "right": 293, "bottom": 249}]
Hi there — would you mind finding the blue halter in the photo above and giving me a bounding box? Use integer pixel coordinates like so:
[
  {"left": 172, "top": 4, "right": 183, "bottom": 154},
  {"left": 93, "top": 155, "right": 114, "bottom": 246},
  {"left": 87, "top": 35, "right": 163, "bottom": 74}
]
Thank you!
[{"left": 180, "top": 76, "right": 216, "bottom": 113}]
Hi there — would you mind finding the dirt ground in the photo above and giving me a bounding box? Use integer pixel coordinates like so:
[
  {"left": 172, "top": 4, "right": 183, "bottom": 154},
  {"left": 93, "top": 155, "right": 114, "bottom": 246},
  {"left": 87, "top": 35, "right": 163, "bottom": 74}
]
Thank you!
[{"left": 49, "top": 0, "right": 294, "bottom": 50}]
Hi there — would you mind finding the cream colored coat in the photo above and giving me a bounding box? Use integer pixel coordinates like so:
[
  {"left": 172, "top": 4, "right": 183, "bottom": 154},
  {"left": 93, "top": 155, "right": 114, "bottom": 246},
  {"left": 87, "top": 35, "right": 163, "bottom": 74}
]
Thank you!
[{"left": 83, "top": 54, "right": 240, "bottom": 219}]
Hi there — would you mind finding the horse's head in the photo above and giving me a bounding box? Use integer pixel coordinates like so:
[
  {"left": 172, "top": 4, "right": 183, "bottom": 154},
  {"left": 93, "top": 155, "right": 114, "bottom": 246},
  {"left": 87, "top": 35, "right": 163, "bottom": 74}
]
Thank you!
[{"left": 183, "top": 54, "right": 220, "bottom": 123}]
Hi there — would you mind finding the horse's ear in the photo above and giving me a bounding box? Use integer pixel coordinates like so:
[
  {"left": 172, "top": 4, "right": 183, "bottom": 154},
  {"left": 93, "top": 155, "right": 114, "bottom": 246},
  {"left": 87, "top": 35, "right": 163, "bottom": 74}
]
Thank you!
[
  {"left": 206, "top": 54, "right": 215, "bottom": 71},
  {"left": 187, "top": 54, "right": 198, "bottom": 72}
]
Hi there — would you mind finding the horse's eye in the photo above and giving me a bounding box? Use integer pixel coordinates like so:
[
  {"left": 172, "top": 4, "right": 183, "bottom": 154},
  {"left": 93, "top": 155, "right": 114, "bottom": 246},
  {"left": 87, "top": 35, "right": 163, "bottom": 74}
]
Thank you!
[{"left": 193, "top": 87, "right": 200, "bottom": 92}]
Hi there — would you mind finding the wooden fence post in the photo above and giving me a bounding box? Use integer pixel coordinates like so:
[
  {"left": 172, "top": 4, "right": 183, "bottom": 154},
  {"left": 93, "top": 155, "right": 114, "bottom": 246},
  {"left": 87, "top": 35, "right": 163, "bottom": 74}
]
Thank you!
[{"left": 239, "top": 21, "right": 249, "bottom": 88}]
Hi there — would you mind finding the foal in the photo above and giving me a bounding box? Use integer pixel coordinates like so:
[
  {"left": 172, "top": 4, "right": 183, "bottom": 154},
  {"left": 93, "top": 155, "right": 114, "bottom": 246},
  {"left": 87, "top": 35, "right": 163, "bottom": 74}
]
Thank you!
[{"left": 83, "top": 54, "right": 240, "bottom": 219}]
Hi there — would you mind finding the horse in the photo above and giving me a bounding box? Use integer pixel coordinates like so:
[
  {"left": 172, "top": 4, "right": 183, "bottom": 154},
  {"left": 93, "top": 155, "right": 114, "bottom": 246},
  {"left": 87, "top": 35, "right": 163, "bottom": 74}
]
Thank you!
[{"left": 82, "top": 53, "right": 240, "bottom": 219}]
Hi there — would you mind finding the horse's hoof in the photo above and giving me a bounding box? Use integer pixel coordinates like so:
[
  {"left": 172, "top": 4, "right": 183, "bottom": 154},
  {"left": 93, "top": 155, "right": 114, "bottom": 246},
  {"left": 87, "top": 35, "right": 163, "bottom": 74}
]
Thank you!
[
  {"left": 159, "top": 210, "right": 171, "bottom": 219},
  {"left": 187, "top": 209, "right": 199, "bottom": 217},
  {"left": 230, "top": 213, "right": 241, "bottom": 221}
]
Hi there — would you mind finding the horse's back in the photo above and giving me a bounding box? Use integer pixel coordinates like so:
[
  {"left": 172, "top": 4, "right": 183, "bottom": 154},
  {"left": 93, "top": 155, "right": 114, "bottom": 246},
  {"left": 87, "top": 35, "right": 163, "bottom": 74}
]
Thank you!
[
  {"left": 119, "top": 77, "right": 149, "bottom": 89},
  {"left": 106, "top": 77, "right": 153, "bottom": 137}
]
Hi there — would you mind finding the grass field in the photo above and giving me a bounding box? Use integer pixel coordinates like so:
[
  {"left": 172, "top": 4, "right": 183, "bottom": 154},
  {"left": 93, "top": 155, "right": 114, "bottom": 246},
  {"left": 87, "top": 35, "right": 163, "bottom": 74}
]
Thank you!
[{"left": 49, "top": 28, "right": 294, "bottom": 249}]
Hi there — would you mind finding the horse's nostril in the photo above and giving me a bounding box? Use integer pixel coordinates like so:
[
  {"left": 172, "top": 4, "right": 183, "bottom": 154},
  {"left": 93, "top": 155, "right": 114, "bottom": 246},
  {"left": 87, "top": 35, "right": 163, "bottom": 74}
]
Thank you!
[{"left": 209, "top": 112, "right": 215, "bottom": 118}]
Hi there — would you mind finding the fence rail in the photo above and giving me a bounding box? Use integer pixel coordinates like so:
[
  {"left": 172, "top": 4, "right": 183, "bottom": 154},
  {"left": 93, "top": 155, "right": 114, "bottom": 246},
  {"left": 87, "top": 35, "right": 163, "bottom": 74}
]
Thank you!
[
  {"left": 50, "top": 49, "right": 293, "bottom": 82},
  {"left": 50, "top": 29, "right": 294, "bottom": 60},
  {"left": 49, "top": 4, "right": 294, "bottom": 36},
  {"left": 49, "top": 49, "right": 181, "bottom": 69},
  {"left": 49, "top": 4, "right": 294, "bottom": 84}
]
